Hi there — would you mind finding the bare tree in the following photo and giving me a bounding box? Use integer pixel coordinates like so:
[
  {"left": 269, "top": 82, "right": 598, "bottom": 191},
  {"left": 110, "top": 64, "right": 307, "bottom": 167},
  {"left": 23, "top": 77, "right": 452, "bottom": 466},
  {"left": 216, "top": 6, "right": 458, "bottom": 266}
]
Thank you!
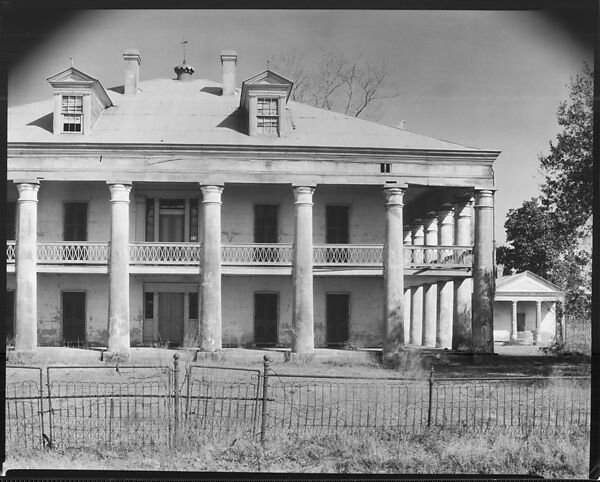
[{"left": 270, "top": 50, "right": 400, "bottom": 119}]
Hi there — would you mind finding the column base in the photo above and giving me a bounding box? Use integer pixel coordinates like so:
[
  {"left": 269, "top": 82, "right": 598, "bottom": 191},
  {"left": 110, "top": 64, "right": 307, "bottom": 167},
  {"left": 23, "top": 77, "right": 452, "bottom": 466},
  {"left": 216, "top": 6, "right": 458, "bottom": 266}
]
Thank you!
[
  {"left": 194, "top": 349, "right": 224, "bottom": 363},
  {"left": 285, "top": 352, "right": 315, "bottom": 363}
]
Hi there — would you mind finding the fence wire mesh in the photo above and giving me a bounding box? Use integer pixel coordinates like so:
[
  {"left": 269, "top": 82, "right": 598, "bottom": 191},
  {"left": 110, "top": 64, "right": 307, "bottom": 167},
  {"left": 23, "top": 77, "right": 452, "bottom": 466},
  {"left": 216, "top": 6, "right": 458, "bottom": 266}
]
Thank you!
[{"left": 5, "top": 361, "right": 592, "bottom": 454}]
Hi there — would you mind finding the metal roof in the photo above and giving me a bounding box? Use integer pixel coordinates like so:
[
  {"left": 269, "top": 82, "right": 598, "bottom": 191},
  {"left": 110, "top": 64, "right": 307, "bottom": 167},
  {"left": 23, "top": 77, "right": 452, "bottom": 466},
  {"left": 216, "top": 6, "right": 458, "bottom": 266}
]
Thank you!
[{"left": 9, "top": 77, "right": 483, "bottom": 151}]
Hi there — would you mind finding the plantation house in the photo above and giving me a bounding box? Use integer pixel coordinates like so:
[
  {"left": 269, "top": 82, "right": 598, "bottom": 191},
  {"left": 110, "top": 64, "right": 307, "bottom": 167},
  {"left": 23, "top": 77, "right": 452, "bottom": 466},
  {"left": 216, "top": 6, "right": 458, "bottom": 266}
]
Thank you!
[{"left": 7, "top": 49, "right": 501, "bottom": 359}]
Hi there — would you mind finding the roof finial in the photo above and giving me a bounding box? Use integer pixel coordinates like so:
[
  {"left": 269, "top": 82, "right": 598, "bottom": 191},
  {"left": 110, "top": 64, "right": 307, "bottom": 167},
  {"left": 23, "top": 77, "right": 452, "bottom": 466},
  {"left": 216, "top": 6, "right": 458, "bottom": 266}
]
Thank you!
[
  {"left": 181, "top": 36, "right": 188, "bottom": 63},
  {"left": 69, "top": 57, "right": 73, "bottom": 67},
  {"left": 266, "top": 58, "right": 271, "bottom": 70}
]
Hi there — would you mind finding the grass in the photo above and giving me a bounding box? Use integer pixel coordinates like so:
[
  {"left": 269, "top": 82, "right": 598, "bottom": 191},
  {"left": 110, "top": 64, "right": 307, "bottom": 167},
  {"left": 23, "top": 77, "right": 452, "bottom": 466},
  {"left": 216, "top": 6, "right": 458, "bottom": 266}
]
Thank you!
[{"left": 4, "top": 427, "right": 589, "bottom": 477}]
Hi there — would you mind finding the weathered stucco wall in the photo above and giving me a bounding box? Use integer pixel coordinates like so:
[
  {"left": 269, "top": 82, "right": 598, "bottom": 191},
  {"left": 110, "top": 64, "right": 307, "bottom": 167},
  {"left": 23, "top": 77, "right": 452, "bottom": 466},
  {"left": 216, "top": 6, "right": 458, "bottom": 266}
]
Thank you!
[
  {"left": 493, "top": 300, "right": 556, "bottom": 344},
  {"left": 33, "top": 274, "right": 143, "bottom": 346}
]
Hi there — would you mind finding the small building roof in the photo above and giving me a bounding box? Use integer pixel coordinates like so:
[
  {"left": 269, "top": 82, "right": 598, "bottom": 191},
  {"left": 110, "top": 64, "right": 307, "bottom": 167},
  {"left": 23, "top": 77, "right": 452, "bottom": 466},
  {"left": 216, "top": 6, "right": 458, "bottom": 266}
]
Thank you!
[
  {"left": 495, "top": 270, "right": 565, "bottom": 301},
  {"left": 8, "top": 76, "right": 488, "bottom": 152}
]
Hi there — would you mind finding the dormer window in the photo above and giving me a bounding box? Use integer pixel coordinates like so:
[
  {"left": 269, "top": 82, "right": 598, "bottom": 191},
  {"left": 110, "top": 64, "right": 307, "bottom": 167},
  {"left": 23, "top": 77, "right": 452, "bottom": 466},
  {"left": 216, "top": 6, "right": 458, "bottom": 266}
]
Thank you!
[
  {"left": 47, "top": 66, "right": 112, "bottom": 135},
  {"left": 240, "top": 69, "right": 293, "bottom": 138},
  {"left": 61, "top": 95, "right": 83, "bottom": 132},
  {"left": 256, "top": 98, "right": 279, "bottom": 136}
]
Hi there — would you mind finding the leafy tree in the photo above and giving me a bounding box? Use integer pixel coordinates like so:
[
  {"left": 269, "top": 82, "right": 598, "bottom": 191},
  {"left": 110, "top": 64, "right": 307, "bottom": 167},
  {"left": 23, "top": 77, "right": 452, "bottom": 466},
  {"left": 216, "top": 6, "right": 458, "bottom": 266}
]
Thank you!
[{"left": 498, "top": 64, "right": 592, "bottom": 317}]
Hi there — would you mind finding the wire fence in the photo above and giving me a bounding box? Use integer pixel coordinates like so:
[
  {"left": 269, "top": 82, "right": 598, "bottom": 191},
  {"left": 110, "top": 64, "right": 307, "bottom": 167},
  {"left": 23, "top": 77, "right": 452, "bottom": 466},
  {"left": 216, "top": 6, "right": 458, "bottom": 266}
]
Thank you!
[{"left": 5, "top": 356, "right": 591, "bottom": 453}]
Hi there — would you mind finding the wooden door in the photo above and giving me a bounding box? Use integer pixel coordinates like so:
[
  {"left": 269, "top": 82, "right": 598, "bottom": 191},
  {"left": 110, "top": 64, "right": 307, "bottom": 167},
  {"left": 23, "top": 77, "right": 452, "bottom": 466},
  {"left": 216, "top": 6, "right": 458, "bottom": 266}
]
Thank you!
[
  {"left": 62, "top": 292, "right": 86, "bottom": 345},
  {"left": 254, "top": 293, "right": 278, "bottom": 346},
  {"left": 326, "top": 293, "right": 350, "bottom": 346},
  {"left": 158, "top": 293, "right": 184, "bottom": 345}
]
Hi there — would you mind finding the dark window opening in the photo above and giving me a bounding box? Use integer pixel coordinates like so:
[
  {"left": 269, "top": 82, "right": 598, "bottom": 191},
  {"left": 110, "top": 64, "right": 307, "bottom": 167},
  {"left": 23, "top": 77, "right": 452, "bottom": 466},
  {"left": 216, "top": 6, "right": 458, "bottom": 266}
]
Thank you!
[
  {"left": 326, "top": 293, "right": 350, "bottom": 346},
  {"left": 189, "top": 292, "right": 198, "bottom": 320},
  {"left": 64, "top": 203, "right": 88, "bottom": 241},
  {"left": 326, "top": 206, "right": 349, "bottom": 244},
  {"left": 146, "top": 199, "right": 155, "bottom": 242},
  {"left": 144, "top": 292, "right": 154, "bottom": 319},
  {"left": 254, "top": 205, "right": 278, "bottom": 243},
  {"left": 190, "top": 202, "right": 199, "bottom": 242},
  {"left": 7, "top": 202, "right": 16, "bottom": 240},
  {"left": 380, "top": 163, "right": 391, "bottom": 173}
]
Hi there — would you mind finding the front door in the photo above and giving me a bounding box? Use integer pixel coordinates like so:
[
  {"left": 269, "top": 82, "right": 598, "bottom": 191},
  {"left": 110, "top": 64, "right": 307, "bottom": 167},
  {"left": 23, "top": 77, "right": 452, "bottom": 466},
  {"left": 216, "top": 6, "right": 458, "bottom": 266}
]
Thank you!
[
  {"left": 254, "top": 293, "right": 278, "bottom": 346},
  {"left": 63, "top": 291, "right": 86, "bottom": 345},
  {"left": 158, "top": 293, "right": 184, "bottom": 345},
  {"left": 517, "top": 313, "right": 526, "bottom": 332},
  {"left": 326, "top": 293, "right": 350, "bottom": 346}
]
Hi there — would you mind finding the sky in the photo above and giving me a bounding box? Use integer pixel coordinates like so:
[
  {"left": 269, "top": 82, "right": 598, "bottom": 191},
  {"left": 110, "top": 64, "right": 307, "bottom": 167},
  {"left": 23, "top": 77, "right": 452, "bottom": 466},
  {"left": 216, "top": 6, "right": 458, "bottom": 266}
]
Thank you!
[{"left": 6, "top": 9, "right": 594, "bottom": 243}]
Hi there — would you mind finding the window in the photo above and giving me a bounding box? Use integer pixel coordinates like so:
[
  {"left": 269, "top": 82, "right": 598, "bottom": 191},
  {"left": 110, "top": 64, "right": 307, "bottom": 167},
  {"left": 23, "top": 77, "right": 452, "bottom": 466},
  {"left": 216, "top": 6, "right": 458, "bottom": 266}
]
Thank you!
[
  {"left": 7, "top": 201, "right": 16, "bottom": 240},
  {"left": 189, "top": 292, "right": 198, "bottom": 320},
  {"left": 144, "top": 292, "right": 154, "bottom": 319},
  {"left": 254, "top": 205, "right": 278, "bottom": 243},
  {"left": 256, "top": 98, "right": 279, "bottom": 136},
  {"left": 64, "top": 203, "right": 87, "bottom": 241},
  {"left": 62, "top": 95, "right": 83, "bottom": 132},
  {"left": 326, "top": 206, "right": 349, "bottom": 244}
]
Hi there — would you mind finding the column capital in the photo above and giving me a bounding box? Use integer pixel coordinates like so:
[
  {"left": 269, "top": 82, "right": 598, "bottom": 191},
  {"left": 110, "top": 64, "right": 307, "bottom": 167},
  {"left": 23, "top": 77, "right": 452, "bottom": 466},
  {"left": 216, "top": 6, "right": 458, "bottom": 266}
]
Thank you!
[
  {"left": 200, "top": 185, "right": 224, "bottom": 204},
  {"left": 382, "top": 186, "right": 405, "bottom": 206},
  {"left": 474, "top": 189, "right": 494, "bottom": 209},
  {"left": 512, "top": 300, "right": 518, "bottom": 306},
  {"left": 108, "top": 183, "right": 132, "bottom": 203},
  {"left": 293, "top": 186, "right": 315, "bottom": 204},
  {"left": 16, "top": 182, "right": 40, "bottom": 202}
]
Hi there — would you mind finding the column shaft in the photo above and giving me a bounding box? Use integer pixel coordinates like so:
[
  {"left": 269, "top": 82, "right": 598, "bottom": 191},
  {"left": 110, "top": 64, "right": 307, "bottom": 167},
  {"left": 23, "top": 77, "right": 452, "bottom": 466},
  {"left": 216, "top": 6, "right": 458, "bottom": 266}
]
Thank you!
[
  {"left": 410, "top": 222, "right": 424, "bottom": 346},
  {"left": 472, "top": 190, "right": 495, "bottom": 353},
  {"left": 107, "top": 183, "right": 132, "bottom": 358},
  {"left": 292, "top": 186, "right": 315, "bottom": 353},
  {"left": 422, "top": 214, "right": 437, "bottom": 347},
  {"left": 15, "top": 182, "right": 39, "bottom": 352},
  {"left": 437, "top": 207, "right": 454, "bottom": 348},
  {"left": 452, "top": 198, "right": 473, "bottom": 351},
  {"left": 510, "top": 300, "right": 518, "bottom": 342},
  {"left": 382, "top": 187, "right": 405, "bottom": 354},
  {"left": 200, "top": 185, "right": 223, "bottom": 351},
  {"left": 535, "top": 300, "right": 542, "bottom": 345}
]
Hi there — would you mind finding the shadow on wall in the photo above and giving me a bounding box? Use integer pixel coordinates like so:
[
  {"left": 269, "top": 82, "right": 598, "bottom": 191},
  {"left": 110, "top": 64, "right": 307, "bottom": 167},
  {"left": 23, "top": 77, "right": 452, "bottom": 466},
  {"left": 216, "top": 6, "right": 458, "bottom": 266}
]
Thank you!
[{"left": 26, "top": 113, "right": 53, "bottom": 134}]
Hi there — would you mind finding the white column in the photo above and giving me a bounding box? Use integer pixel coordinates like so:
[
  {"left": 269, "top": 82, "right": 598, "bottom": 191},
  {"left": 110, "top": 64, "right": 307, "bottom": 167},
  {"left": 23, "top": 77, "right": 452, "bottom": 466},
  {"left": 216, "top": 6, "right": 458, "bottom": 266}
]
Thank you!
[
  {"left": 410, "top": 222, "right": 424, "bottom": 346},
  {"left": 199, "top": 185, "right": 223, "bottom": 351},
  {"left": 107, "top": 182, "right": 132, "bottom": 359},
  {"left": 292, "top": 186, "right": 315, "bottom": 354},
  {"left": 382, "top": 187, "right": 405, "bottom": 355},
  {"left": 422, "top": 213, "right": 437, "bottom": 347},
  {"left": 14, "top": 182, "right": 40, "bottom": 352},
  {"left": 535, "top": 300, "right": 542, "bottom": 345},
  {"left": 510, "top": 300, "right": 518, "bottom": 342},
  {"left": 472, "top": 189, "right": 495, "bottom": 354},
  {"left": 403, "top": 227, "right": 412, "bottom": 345},
  {"left": 453, "top": 197, "right": 473, "bottom": 351},
  {"left": 437, "top": 205, "right": 454, "bottom": 348}
]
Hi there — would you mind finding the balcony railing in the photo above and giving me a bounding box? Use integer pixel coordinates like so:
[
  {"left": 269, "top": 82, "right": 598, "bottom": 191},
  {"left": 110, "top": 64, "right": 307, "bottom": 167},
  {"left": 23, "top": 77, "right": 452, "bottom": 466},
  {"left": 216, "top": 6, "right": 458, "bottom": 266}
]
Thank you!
[
  {"left": 38, "top": 242, "right": 109, "bottom": 264},
  {"left": 130, "top": 242, "right": 201, "bottom": 265},
  {"left": 6, "top": 242, "right": 473, "bottom": 269},
  {"left": 222, "top": 244, "right": 293, "bottom": 265}
]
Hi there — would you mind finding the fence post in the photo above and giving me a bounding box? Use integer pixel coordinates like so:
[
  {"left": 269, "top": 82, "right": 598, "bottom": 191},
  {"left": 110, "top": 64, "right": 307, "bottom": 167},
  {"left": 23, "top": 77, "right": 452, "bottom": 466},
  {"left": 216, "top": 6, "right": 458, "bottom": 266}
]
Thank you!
[
  {"left": 260, "top": 354, "right": 271, "bottom": 445},
  {"left": 427, "top": 366, "right": 435, "bottom": 427},
  {"left": 173, "top": 353, "right": 180, "bottom": 446}
]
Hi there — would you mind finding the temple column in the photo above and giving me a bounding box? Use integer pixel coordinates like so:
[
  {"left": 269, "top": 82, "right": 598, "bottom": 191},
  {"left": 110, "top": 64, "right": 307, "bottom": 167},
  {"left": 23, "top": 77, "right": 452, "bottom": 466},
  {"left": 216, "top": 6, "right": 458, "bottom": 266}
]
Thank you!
[
  {"left": 510, "top": 300, "right": 518, "bottom": 342},
  {"left": 107, "top": 182, "right": 132, "bottom": 359},
  {"left": 403, "top": 227, "right": 412, "bottom": 345},
  {"left": 422, "top": 213, "right": 438, "bottom": 347},
  {"left": 437, "top": 205, "right": 454, "bottom": 348},
  {"left": 410, "top": 222, "right": 424, "bottom": 345},
  {"left": 559, "top": 301, "right": 566, "bottom": 344},
  {"left": 382, "top": 187, "right": 405, "bottom": 355},
  {"left": 14, "top": 182, "right": 40, "bottom": 352},
  {"left": 292, "top": 186, "right": 315, "bottom": 353},
  {"left": 452, "top": 197, "right": 473, "bottom": 351},
  {"left": 199, "top": 185, "right": 223, "bottom": 351},
  {"left": 535, "top": 300, "right": 543, "bottom": 345},
  {"left": 472, "top": 189, "right": 495, "bottom": 353}
]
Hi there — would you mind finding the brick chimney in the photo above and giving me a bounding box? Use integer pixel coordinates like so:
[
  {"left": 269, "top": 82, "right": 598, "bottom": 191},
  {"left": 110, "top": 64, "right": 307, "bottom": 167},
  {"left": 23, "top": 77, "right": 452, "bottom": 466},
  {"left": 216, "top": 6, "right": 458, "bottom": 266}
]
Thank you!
[
  {"left": 220, "top": 50, "right": 237, "bottom": 96},
  {"left": 123, "top": 49, "right": 141, "bottom": 95}
]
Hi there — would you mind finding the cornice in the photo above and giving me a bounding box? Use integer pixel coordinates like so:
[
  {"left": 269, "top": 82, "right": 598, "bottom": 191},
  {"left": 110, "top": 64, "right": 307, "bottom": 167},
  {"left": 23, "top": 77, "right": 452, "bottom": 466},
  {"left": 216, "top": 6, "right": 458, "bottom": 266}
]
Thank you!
[{"left": 7, "top": 142, "right": 501, "bottom": 164}]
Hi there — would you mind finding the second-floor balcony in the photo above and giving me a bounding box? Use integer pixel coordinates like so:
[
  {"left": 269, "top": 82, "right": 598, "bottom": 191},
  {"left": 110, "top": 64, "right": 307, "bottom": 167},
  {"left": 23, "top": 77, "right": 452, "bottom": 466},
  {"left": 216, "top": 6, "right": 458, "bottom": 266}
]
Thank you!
[{"left": 6, "top": 241, "right": 473, "bottom": 272}]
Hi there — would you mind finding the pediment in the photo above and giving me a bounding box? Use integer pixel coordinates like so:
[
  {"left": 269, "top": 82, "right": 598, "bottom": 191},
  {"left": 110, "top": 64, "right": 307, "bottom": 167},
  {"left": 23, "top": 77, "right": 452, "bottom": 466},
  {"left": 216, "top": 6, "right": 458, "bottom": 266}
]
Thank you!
[
  {"left": 243, "top": 69, "right": 293, "bottom": 87},
  {"left": 496, "top": 271, "right": 563, "bottom": 294},
  {"left": 47, "top": 67, "right": 98, "bottom": 85}
]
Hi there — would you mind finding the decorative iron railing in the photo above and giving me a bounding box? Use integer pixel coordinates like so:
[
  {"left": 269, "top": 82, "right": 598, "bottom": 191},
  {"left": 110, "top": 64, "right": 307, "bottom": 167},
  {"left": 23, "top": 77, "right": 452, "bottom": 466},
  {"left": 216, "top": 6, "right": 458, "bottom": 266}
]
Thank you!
[
  {"left": 405, "top": 245, "right": 473, "bottom": 268},
  {"left": 6, "top": 242, "right": 473, "bottom": 269},
  {"left": 37, "top": 242, "right": 109, "bottom": 264},
  {"left": 313, "top": 245, "right": 383, "bottom": 266},
  {"left": 7, "top": 241, "right": 15, "bottom": 263},
  {"left": 129, "top": 243, "right": 201, "bottom": 265},
  {"left": 222, "top": 244, "right": 293, "bottom": 265}
]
